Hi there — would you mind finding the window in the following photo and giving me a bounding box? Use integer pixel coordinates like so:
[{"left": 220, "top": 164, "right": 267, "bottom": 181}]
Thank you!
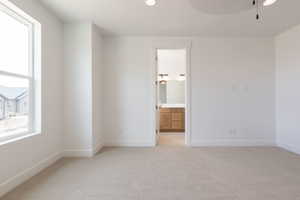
[{"left": 0, "top": 1, "right": 41, "bottom": 143}]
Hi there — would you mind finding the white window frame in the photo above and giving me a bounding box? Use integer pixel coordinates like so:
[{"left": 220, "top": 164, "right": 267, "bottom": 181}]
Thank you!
[{"left": 0, "top": 0, "right": 41, "bottom": 145}]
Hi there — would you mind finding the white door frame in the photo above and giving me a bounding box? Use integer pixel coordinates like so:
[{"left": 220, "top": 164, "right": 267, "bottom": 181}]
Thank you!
[{"left": 150, "top": 40, "right": 192, "bottom": 146}]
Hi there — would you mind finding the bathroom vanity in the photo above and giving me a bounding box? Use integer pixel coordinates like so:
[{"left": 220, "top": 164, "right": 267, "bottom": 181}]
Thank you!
[{"left": 159, "top": 104, "right": 185, "bottom": 132}]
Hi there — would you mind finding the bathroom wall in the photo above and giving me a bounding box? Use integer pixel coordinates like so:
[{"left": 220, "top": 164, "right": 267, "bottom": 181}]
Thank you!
[{"left": 166, "top": 80, "right": 185, "bottom": 104}]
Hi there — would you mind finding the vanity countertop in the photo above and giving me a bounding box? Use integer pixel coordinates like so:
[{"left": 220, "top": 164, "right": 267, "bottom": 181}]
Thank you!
[{"left": 160, "top": 104, "right": 185, "bottom": 108}]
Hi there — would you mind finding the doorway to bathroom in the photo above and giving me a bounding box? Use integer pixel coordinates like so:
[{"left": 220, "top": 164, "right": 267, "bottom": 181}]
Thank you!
[{"left": 154, "top": 48, "right": 190, "bottom": 147}]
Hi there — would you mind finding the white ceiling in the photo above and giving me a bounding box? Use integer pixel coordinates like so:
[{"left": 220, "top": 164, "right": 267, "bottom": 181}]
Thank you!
[{"left": 39, "top": 0, "right": 300, "bottom": 37}]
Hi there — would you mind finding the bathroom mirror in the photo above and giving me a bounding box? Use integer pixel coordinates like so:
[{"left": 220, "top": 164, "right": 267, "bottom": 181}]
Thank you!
[{"left": 159, "top": 80, "right": 185, "bottom": 105}]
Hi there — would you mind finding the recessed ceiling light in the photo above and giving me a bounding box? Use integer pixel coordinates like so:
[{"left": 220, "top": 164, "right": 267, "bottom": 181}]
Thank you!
[
  {"left": 263, "top": 0, "right": 277, "bottom": 6},
  {"left": 145, "top": 0, "right": 156, "bottom": 6}
]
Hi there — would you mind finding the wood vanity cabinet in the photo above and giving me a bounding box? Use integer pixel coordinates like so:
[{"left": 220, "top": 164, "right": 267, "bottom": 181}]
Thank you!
[{"left": 160, "top": 108, "right": 185, "bottom": 132}]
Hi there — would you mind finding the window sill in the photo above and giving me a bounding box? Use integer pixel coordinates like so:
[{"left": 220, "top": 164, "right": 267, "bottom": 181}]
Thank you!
[{"left": 0, "top": 131, "right": 41, "bottom": 146}]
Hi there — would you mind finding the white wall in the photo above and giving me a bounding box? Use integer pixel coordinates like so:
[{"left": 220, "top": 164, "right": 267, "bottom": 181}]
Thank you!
[
  {"left": 103, "top": 38, "right": 154, "bottom": 146},
  {"left": 92, "top": 25, "right": 104, "bottom": 152},
  {"left": 191, "top": 38, "right": 275, "bottom": 146},
  {"left": 276, "top": 25, "right": 300, "bottom": 154},
  {"left": 0, "top": 0, "right": 64, "bottom": 196},
  {"left": 64, "top": 23, "right": 104, "bottom": 156},
  {"left": 64, "top": 23, "right": 93, "bottom": 155},
  {"left": 103, "top": 37, "right": 276, "bottom": 146}
]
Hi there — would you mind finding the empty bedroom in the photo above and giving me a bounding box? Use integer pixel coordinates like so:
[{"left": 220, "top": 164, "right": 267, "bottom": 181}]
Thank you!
[{"left": 0, "top": 0, "right": 300, "bottom": 199}]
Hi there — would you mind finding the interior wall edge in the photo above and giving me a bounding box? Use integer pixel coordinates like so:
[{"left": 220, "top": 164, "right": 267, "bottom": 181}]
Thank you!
[
  {"left": 274, "top": 24, "right": 300, "bottom": 156},
  {"left": 104, "top": 141, "right": 155, "bottom": 147},
  {"left": 93, "top": 138, "right": 104, "bottom": 155},
  {"left": 62, "top": 149, "right": 94, "bottom": 158}
]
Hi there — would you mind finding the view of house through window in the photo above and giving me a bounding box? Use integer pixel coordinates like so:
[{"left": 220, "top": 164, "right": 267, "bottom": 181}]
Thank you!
[
  {"left": 0, "top": 4, "right": 35, "bottom": 137},
  {"left": 0, "top": 75, "right": 29, "bottom": 135}
]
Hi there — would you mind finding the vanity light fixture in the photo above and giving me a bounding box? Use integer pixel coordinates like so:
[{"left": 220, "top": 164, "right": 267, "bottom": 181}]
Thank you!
[
  {"left": 145, "top": 0, "right": 156, "bottom": 6},
  {"left": 178, "top": 74, "right": 186, "bottom": 81},
  {"left": 158, "top": 74, "right": 169, "bottom": 84}
]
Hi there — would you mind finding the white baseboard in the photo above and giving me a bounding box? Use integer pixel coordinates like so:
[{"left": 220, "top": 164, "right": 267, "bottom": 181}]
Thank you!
[
  {"left": 104, "top": 139, "right": 274, "bottom": 147},
  {"left": 104, "top": 141, "right": 155, "bottom": 147},
  {"left": 278, "top": 142, "right": 300, "bottom": 155},
  {"left": 63, "top": 140, "right": 104, "bottom": 157},
  {"left": 0, "top": 152, "right": 62, "bottom": 198},
  {"left": 63, "top": 149, "right": 94, "bottom": 158},
  {"left": 190, "top": 139, "right": 275, "bottom": 147}
]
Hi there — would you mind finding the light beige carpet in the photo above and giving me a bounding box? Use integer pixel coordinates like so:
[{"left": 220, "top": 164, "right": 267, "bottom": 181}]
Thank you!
[{"left": 2, "top": 147, "right": 300, "bottom": 200}]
